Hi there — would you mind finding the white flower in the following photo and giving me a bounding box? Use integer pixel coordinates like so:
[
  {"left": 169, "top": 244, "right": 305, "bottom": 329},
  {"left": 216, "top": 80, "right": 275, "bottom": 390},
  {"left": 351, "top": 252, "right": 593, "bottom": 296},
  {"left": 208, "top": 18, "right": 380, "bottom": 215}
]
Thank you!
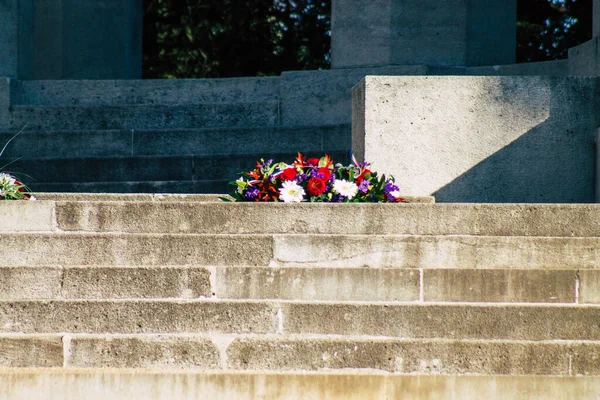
[
  {"left": 333, "top": 179, "right": 359, "bottom": 199},
  {"left": 236, "top": 177, "right": 246, "bottom": 194},
  {"left": 389, "top": 190, "right": 402, "bottom": 199},
  {"left": 0, "top": 173, "right": 16, "bottom": 186},
  {"left": 279, "top": 181, "right": 305, "bottom": 203},
  {"left": 29, "top": 195, "right": 37, "bottom": 201}
]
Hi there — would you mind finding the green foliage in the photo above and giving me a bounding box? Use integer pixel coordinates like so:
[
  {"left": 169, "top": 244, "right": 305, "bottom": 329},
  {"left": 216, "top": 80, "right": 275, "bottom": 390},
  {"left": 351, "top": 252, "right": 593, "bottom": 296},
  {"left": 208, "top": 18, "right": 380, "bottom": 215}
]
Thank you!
[
  {"left": 143, "top": 0, "right": 330, "bottom": 78},
  {"left": 517, "top": 0, "right": 592, "bottom": 62}
]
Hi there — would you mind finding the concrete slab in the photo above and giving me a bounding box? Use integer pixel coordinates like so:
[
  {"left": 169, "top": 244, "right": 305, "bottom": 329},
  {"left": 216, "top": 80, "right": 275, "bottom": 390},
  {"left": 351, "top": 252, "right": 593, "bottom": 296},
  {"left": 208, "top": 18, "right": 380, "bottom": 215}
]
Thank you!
[{"left": 352, "top": 76, "right": 599, "bottom": 202}]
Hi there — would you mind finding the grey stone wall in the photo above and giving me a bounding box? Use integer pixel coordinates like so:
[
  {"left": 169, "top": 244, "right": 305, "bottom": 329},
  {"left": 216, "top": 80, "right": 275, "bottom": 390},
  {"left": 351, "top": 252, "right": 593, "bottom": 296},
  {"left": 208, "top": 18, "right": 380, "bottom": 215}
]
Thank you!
[
  {"left": 331, "top": 0, "right": 516, "bottom": 69},
  {"left": 0, "top": 0, "right": 33, "bottom": 79},
  {"left": 353, "top": 76, "right": 599, "bottom": 203}
]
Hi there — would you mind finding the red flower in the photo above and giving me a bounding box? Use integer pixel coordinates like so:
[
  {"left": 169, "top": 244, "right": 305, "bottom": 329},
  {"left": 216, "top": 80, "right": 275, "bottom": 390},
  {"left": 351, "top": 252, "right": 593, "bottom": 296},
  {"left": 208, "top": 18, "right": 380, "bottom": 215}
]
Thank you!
[
  {"left": 306, "top": 158, "right": 320, "bottom": 167},
  {"left": 281, "top": 168, "right": 297, "bottom": 181},
  {"left": 355, "top": 169, "right": 371, "bottom": 183},
  {"left": 317, "top": 167, "right": 331, "bottom": 181},
  {"left": 307, "top": 178, "right": 327, "bottom": 196}
]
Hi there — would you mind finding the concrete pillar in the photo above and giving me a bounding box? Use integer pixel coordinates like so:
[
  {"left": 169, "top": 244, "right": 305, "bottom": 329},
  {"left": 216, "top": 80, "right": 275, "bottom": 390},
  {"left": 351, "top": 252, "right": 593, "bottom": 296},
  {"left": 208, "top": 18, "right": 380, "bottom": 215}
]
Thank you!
[
  {"left": 0, "top": 0, "right": 34, "bottom": 79},
  {"left": 570, "top": 0, "right": 600, "bottom": 76},
  {"left": 33, "top": 0, "right": 143, "bottom": 79},
  {"left": 0, "top": 0, "right": 142, "bottom": 80},
  {"left": 331, "top": 0, "right": 516, "bottom": 69}
]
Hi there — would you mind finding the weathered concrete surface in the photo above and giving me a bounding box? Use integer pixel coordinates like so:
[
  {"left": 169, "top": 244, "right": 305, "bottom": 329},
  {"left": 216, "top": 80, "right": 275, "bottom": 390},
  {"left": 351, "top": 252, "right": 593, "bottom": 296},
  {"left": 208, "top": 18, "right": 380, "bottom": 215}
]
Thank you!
[
  {"left": 465, "top": 60, "right": 569, "bottom": 76},
  {"left": 228, "top": 337, "right": 575, "bottom": 374},
  {"left": 0, "top": 370, "right": 599, "bottom": 400},
  {"left": 61, "top": 267, "right": 211, "bottom": 299},
  {"left": 0, "top": 301, "right": 277, "bottom": 334},
  {"left": 68, "top": 336, "right": 220, "bottom": 368},
  {"left": 0, "top": 0, "right": 33, "bottom": 78},
  {"left": 578, "top": 270, "right": 600, "bottom": 304},
  {"left": 280, "top": 66, "right": 427, "bottom": 127},
  {"left": 9, "top": 102, "right": 279, "bottom": 131},
  {"left": 0, "top": 370, "right": 392, "bottom": 400},
  {"left": 33, "top": 193, "right": 227, "bottom": 202},
  {"left": 272, "top": 235, "right": 600, "bottom": 269},
  {"left": 569, "top": 37, "right": 600, "bottom": 76},
  {"left": 0, "top": 201, "right": 54, "bottom": 232},
  {"left": 53, "top": 202, "right": 600, "bottom": 237},
  {"left": 32, "top": 0, "right": 142, "bottom": 79},
  {"left": 0, "top": 233, "right": 272, "bottom": 266},
  {"left": 0, "top": 266, "right": 210, "bottom": 300},
  {"left": 423, "top": 269, "right": 577, "bottom": 303},
  {"left": 19, "top": 77, "right": 279, "bottom": 106},
  {"left": 0, "top": 267, "right": 61, "bottom": 299},
  {"left": 217, "top": 267, "right": 419, "bottom": 302},
  {"left": 281, "top": 303, "right": 600, "bottom": 340},
  {"left": 0, "top": 336, "right": 63, "bottom": 367},
  {"left": 352, "top": 76, "right": 598, "bottom": 202},
  {"left": 331, "top": 0, "right": 515, "bottom": 68}
]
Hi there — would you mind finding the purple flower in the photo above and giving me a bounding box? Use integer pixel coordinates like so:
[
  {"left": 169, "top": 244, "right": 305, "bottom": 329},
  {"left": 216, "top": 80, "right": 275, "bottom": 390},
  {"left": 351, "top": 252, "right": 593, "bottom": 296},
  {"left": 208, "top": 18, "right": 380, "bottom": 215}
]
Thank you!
[
  {"left": 384, "top": 181, "right": 399, "bottom": 194},
  {"left": 245, "top": 186, "right": 259, "bottom": 200},
  {"left": 359, "top": 180, "right": 369, "bottom": 193},
  {"left": 296, "top": 173, "right": 308, "bottom": 183}
]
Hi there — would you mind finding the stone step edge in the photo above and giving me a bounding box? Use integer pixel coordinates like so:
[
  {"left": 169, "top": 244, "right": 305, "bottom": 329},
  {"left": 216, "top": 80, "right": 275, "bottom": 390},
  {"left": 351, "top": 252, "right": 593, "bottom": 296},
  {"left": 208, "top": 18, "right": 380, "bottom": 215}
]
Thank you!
[
  {"left": 1, "top": 369, "right": 598, "bottom": 400},
  {"left": 0, "top": 265, "right": 586, "bottom": 304},
  {"left": 4, "top": 334, "right": 600, "bottom": 376}
]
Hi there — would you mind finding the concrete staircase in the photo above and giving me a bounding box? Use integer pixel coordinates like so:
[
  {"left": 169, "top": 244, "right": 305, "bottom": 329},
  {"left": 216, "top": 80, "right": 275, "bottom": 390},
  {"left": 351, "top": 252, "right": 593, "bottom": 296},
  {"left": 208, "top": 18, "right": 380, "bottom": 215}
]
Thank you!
[
  {"left": 1, "top": 78, "right": 351, "bottom": 193},
  {"left": 2, "top": 195, "right": 600, "bottom": 398}
]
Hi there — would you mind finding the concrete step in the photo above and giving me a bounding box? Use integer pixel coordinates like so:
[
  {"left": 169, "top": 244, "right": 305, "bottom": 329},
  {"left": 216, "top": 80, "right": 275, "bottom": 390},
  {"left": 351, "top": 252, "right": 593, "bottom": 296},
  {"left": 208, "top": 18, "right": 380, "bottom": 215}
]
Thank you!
[
  {"left": 34, "top": 201, "right": 600, "bottom": 237},
  {"left": 0, "top": 266, "right": 586, "bottom": 304},
  {"left": 16, "top": 77, "right": 280, "bottom": 106},
  {"left": 0, "top": 300, "right": 598, "bottom": 340},
  {"left": 0, "top": 125, "right": 349, "bottom": 159},
  {"left": 2, "top": 232, "right": 600, "bottom": 269},
  {"left": 28, "top": 180, "right": 233, "bottom": 194},
  {"left": 0, "top": 370, "right": 598, "bottom": 400},
  {"left": 4, "top": 151, "right": 350, "bottom": 186},
  {"left": 1, "top": 334, "right": 600, "bottom": 375},
  {"left": 7, "top": 102, "right": 278, "bottom": 130}
]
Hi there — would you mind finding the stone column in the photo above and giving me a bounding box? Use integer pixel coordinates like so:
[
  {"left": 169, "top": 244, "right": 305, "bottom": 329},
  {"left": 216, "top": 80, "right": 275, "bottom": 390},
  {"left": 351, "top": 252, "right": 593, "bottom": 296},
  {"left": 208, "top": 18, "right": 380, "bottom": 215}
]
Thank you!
[
  {"left": 33, "top": 0, "right": 143, "bottom": 79},
  {"left": 331, "top": 0, "right": 516, "bottom": 69},
  {"left": 569, "top": 0, "right": 600, "bottom": 76},
  {"left": 0, "top": 0, "right": 142, "bottom": 80},
  {"left": 0, "top": 0, "right": 34, "bottom": 79}
]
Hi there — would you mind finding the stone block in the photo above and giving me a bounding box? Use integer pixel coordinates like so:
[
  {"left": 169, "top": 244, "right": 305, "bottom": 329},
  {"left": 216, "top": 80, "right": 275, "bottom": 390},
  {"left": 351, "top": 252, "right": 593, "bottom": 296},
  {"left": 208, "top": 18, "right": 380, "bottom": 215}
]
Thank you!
[
  {"left": 281, "top": 303, "right": 600, "bottom": 340},
  {"left": 272, "top": 235, "right": 600, "bottom": 269},
  {"left": 331, "top": 0, "right": 515, "bottom": 68},
  {"left": 61, "top": 267, "right": 211, "bottom": 299},
  {"left": 0, "top": 336, "right": 63, "bottom": 367},
  {"left": 569, "top": 38, "right": 600, "bottom": 76},
  {"left": 18, "top": 77, "right": 280, "bottom": 106},
  {"left": 31, "top": 0, "right": 142, "bottom": 79},
  {"left": 0, "top": 267, "right": 60, "bottom": 299},
  {"left": 280, "top": 66, "right": 427, "bottom": 127},
  {"left": 216, "top": 267, "right": 419, "bottom": 302},
  {"left": 0, "top": 0, "right": 33, "bottom": 78},
  {"left": 0, "top": 233, "right": 273, "bottom": 267},
  {"left": 578, "top": 270, "right": 600, "bottom": 304},
  {"left": 228, "top": 337, "right": 569, "bottom": 374},
  {"left": 352, "top": 76, "right": 598, "bottom": 202},
  {"left": 388, "top": 375, "right": 600, "bottom": 400},
  {"left": 0, "top": 370, "right": 390, "bottom": 400},
  {"left": 423, "top": 269, "right": 577, "bottom": 303},
  {"left": 54, "top": 202, "right": 600, "bottom": 237},
  {"left": 9, "top": 102, "right": 279, "bottom": 131},
  {"left": 0, "top": 300, "right": 278, "bottom": 334},
  {"left": 68, "top": 336, "right": 220, "bottom": 368},
  {"left": 465, "top": 60, "right": 570, "bottom": 76},
  {"left": 0, "top": 201, "right": 54, "bottom": 232}
]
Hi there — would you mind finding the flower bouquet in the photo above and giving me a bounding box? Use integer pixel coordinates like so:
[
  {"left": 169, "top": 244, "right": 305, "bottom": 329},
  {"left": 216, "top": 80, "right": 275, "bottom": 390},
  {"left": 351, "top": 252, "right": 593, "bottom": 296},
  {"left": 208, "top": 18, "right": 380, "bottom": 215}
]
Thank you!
[
  {"left": 1, "top": 125, "right": 35, "bottom": 200},
  {"left": 222, "top": 153, "right": 403, "bottom": 203},
  {"left": 0, "top": 172, "right": 35, "bottom": 200}
]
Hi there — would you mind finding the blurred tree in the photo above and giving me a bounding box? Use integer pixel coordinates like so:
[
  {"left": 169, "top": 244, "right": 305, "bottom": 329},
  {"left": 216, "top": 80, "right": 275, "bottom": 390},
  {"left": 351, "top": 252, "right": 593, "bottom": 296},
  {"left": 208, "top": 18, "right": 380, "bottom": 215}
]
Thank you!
[
  {"left": 143, "top": 0, "right": 330, "bottom": 78},
  {"left": 143, "top": 0, "right": 592, "bottom": 78},
  {"left": 517, "top": 0, "right": 592, "bottom": 62}
]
